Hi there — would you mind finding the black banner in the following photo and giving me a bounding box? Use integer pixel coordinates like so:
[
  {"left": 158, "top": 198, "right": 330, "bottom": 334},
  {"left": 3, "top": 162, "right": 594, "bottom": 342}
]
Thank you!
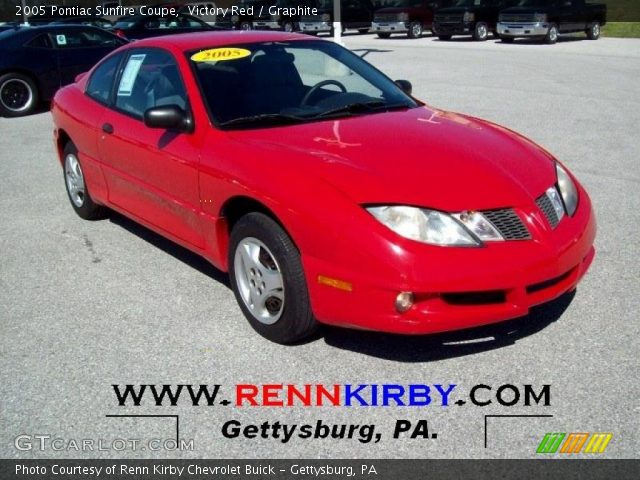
[{"left": 1, "top": 459, "right": 638, "bottom": 480}]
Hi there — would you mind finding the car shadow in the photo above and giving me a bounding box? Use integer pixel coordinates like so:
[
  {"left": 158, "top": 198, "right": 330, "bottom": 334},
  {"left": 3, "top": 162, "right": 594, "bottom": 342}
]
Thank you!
[
  {"left": 493, "top": 36, "right": 587, "bottom": 45},
  {"left": 108, "top": 212, "right": 230, "bottom": 287},
  {"left": 321, "top": 290, "right": 575, "bottom": 361}
]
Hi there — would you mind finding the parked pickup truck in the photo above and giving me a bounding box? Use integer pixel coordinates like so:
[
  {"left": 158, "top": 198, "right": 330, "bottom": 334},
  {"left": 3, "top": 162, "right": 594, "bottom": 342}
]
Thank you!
[
  {"left": 433, "top": 0, "right": 515, "bottom": 41},
  {"left": 372, "top": 0, "right": 447, "bottom": 39},
  {"left": 497, "top": 0, "right": 606, "bottom": 44},
  {"left": 300, "top": 0, "right": 375, "bottom": 35}
]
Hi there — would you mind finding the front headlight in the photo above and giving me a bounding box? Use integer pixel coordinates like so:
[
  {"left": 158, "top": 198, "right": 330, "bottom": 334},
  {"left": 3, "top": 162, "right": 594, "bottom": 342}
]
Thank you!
[
  {"left": 463, "top": 12, "right": 475, "bottom": 22},
  {"left": 556, "top": 163, "right": 579, "bottom": 216},
  {"left": 367, "top": 206, "right": 505, "bottom": 246},
  {"left": 398, "top": 12, "right": 409, "bottom": 22},
  {"left": 533, "top": 13, "right": 548, "bottom": 23}
]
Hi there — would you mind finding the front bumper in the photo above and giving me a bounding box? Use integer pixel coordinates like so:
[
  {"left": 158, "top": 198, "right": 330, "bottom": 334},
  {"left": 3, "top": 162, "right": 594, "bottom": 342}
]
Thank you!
[
  {"left": 433, "top": 21, "right": 473, "bottom": 35},
  {"left": 303, "top": 189, "right": 596, "bottom": 335},
  {"left": 300, "top": 21, "right": 330, "bottom": 33},
  {"left": 497, "top": 22, "right": 549, "bottom": 37},
  {"left": 253, "top": 20, "right": 281, "bottom": 30},
  {"left": 372, "top": 21, "right": 409, "bottom": 34}
]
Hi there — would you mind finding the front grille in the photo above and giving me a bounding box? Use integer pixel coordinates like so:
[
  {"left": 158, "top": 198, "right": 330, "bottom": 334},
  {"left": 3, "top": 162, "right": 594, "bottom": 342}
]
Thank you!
[
  {"left": 442, "top": 290, "right": 506, "bottom": 306},
  {"left": 482, "top": 208, "right": 531, "bottom": 240},
  {"left": 435, "top": 14, "right": 462, "bottom": 23},
  {"left": 500, "top": 14, "right": 535, "bottom": 23},
  {"left": 536, "top": 193, "right": 560, "bottom": 229},
  {"left": 374, "top": 13, "right": 398, "bottom": 22}
]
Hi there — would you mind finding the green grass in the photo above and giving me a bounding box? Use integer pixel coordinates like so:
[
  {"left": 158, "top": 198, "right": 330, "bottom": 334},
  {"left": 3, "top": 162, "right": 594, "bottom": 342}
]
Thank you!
[{"left": 602, "top": 22, "right": 640, "bottom": 38}]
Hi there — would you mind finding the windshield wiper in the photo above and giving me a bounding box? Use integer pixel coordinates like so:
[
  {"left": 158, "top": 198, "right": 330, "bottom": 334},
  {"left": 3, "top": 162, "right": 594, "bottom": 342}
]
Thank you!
[
  {"left": 312, "top": 101, "right": 411, "bottom": 119},
  {"left": 219, "top": 113, "right": 307, "bottom": 128}
]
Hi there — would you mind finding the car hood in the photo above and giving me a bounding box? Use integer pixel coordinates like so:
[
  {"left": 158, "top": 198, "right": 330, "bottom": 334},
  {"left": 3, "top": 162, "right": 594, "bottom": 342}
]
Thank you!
[{"left": 227, "top": 106, "right": 557, "bottom": 211}]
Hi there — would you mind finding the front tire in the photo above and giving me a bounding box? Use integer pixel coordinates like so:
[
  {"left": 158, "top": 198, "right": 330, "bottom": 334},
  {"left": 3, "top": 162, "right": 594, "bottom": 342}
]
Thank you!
[
  {"left": 586, "top": 21, "right": 600, "bottom": 40},
  {"left": 408, "top": 21, "right": 423, "bottom": 39},
  {"left": 63, "top": 142, "right": 107, "bottom": 220},
  {"left": 544, "top": 23, "right": 559, "bottom": 44},
  {"left": 0, "top": 72, "right": 38, "bottom": 117},
  {"left": 472, "top": 22, "right": 489, "bottom": 41},
  {"left": 228, "top": 213, "right": 318, "bottom": 344}
]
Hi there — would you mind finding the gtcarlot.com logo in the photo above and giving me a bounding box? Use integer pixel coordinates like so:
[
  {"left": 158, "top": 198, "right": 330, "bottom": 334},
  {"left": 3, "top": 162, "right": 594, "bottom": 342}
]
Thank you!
[{"left": 536, "top": 432, "right": 613, "bottom": 454}]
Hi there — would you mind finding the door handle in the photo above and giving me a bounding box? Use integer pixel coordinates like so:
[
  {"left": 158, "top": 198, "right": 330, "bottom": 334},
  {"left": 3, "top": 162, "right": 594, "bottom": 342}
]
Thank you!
[{"left": 102, "top": 123, "right": 114, "bottom": 134}]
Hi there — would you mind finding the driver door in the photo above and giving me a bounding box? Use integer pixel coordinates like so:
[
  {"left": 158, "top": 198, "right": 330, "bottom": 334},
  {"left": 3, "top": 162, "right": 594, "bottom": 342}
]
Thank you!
[{"left": 98, "top": 48, "right": 205, "bottom": 248}]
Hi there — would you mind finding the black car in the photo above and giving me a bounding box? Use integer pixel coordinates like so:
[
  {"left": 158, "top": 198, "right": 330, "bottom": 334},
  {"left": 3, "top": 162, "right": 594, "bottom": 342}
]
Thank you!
[
  {"left": 300, "top": 0, "right": 375, "bottom": 35},
  {"left": 111, "top": 13, "right": 214, "bottom": 40},
  {"left": 433, "top": 0, "right": 516, "bottom": 41},
  {"left": 0, "top": 25, "right": 126, "bottom": 117},
  {"left": 497, "top": 0, "right": 607, "bottom": 44}
]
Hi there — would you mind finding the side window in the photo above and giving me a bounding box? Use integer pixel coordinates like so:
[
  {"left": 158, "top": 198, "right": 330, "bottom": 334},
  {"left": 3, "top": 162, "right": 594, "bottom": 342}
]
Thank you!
[
  {"left": 86, "top": 53, "right": 123, "bottom": 104},
  {"left": 52, "top": 31, "right": 85, "bottom": 48},
  {"left": 25, "top": 34, "right": 52, "bottom": 49},
  {"left": 78, "top": 29, "right": 122, "bottom": 47},
  {"left": 115, "top": 50, "right": 188, "bottom": 119}
]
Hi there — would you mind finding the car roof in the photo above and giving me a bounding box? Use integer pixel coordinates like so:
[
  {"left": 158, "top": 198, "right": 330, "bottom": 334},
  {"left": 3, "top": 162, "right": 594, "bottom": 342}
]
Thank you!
[{"left": 131, "top": 31, "right": 314, "bottom": 51}]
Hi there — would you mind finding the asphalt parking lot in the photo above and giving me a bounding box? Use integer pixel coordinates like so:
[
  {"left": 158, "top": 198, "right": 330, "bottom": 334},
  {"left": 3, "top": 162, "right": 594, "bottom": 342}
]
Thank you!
[{"left": 1, "top": 34, "right": 639, "bottom": 459}]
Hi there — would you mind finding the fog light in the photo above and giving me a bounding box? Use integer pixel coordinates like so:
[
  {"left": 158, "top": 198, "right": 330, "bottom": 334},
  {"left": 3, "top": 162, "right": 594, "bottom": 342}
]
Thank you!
[{"left": 395, "top": 292, "right": 414, "bottom": 313}]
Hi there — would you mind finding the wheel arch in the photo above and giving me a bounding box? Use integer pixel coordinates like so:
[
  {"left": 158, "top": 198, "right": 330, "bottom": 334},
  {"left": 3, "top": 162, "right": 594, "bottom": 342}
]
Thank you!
[
  {"left": 216, "top": 195, "right": 297, "bottom": 271},
  {"left": 55, "top": 128, "right": 72, "bottom": 165}
]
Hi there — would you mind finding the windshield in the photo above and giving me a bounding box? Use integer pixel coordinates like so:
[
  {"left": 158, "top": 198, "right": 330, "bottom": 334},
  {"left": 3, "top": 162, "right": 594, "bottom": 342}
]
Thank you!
[
  {"left": 451, "top": 0, "right": 489, "bottom": 6},
  {"left": 383, "top": 0, "right": 425, "bottom": 7},
  {"left": 190, "top": 40, "right": 417, "bottom": 128},
  {"left": 512, "top": 0, "right": 553, "bottom": 6}
]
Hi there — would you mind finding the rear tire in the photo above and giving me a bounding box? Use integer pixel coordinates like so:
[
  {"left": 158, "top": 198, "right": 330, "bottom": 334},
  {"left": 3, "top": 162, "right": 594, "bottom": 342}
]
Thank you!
[
  {"left": 0, "top": 72, "right": 38, "bottom": 117},
  {"left": 586, "top": 21, "right": 600, "bottom": 40},
  {"left": 62, "top": 142, "right": 107, "bottom": 220},
  {"left": 377, "top": 32, "right": 391, "bottom": 38},
  {"left": 228, "top": 212, "right": 318, "bottom": 344}
]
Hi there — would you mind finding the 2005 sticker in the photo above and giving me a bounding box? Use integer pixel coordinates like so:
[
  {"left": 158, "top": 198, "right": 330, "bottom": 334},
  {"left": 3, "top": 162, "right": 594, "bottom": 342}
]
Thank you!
[{"left": 191, "top": 48, "right": 251, "bottom": 62}]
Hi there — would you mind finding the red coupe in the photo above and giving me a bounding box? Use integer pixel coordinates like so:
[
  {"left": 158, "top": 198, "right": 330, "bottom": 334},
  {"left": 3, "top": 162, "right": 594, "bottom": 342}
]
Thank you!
[{"left": 51, "top": 31, "right": 595, "bottom": 344}]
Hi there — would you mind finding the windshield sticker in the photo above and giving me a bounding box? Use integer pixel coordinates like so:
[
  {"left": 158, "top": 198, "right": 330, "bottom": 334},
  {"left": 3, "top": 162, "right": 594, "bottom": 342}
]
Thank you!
[
  {"left": 117, "top": 54, "right": 146, "bottom": 97},
  {"left": 55, "top": 34, "right": 67, "bottom": 46},
  {"left": 191, "top": 48, "right": 251, "bottom": 62}
]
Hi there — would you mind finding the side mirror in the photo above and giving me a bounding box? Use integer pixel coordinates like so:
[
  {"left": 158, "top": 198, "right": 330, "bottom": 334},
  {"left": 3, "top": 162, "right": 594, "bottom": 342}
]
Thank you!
[
  {"left": 143, "top": 105, "right": 193, "bottom": 132},
  {"left": 395, "top": 79, "right": 412, "bottom": 96}
]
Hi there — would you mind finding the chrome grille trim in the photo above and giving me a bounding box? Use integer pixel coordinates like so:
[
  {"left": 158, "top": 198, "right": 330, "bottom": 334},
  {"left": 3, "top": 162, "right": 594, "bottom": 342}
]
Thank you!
[
  {"left": 482, "top": 209, "right": 531, "bottom": 240},
  {"left": 536, "top": 193, "right": 560, "bottom": 229}
]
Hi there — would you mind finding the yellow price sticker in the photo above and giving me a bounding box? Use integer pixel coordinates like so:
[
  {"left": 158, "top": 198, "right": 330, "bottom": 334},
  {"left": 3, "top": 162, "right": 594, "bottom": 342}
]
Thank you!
[{"left": 191, "top": 48, "right": 251, "bottom": 62}]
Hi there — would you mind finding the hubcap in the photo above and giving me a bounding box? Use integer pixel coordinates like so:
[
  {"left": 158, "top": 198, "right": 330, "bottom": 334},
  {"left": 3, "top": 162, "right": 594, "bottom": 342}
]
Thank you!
[
  {"left": 65, "top": 153, "right": 85, "bottom": 207},
  {"left": 0, "top": 78, "right": 32, "bottom": 112},
  {"left": 412, "top": 23, "right": 421, "bottom": 36},
  {"left": 241, "top": 22, "right": 251, "bottom": 30},
  {"left": 234, "top": 238, "right": 285, "bottom": 325},
  {"left": 284, "top": 23, "right": 293, "bottom": 32},
  {"left": 477, "top": 24, "right": 487, "bottom": 39},
  {"left": 593, "top": 24, "right": 600, "bottom": 36},
  {"left": 550, "top": 27, "right": 558, "bottom": 41}
]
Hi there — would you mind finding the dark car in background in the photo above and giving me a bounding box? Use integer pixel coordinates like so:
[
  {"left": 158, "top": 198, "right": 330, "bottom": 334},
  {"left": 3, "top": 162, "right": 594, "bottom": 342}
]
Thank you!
[
  {"left": 112, "top": 13, "right": 214, "bottom": 40},
  {"left": 300, "top": 0, "right": 375, "bottom": 35},
  {"left": 0, "top": 25, "right": 125, "bottom": 117},
  {"left": 433, "top": 0, "right": 515, "bottom": 41},
  {"left": 216, "top": 0, "right": 261, "bottom": 30},
  {"left": 497, "top": 0, "right": 606, "bottom": 44},
  {"left": 372, "top": 0, "right": 448, "bottom": 39},
  {"left": 253, "top": 0, "right": 308, "bottom": 31}
]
